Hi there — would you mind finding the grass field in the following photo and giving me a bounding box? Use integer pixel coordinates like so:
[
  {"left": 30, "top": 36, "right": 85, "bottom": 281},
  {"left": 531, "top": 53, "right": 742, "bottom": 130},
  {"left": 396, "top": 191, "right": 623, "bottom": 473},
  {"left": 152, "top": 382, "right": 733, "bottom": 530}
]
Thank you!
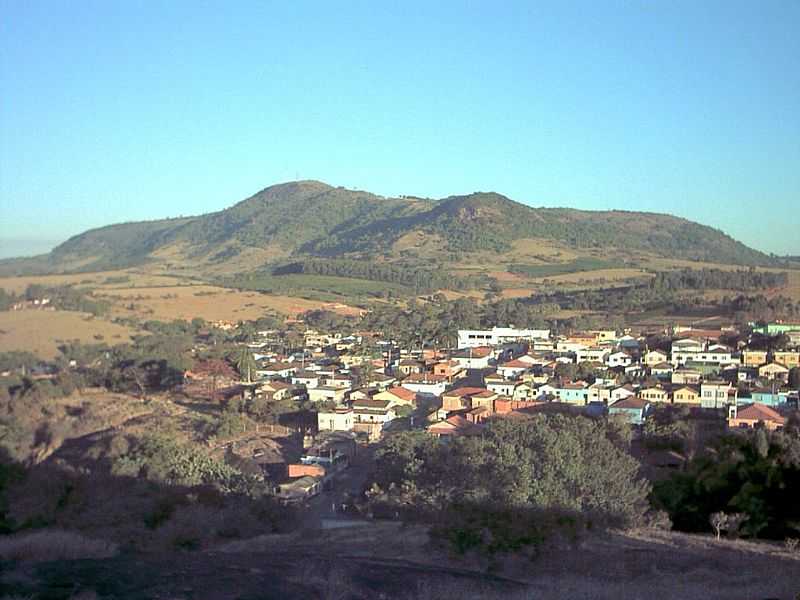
[
  {"left": 0, "top": 310, "right": 137, "bottom": 359},
  {"left": 98, "top": 284, "right": 360, "bottom": 320},
  {"left": 0, "top": 269, "right": 192, "bottom": 294}
]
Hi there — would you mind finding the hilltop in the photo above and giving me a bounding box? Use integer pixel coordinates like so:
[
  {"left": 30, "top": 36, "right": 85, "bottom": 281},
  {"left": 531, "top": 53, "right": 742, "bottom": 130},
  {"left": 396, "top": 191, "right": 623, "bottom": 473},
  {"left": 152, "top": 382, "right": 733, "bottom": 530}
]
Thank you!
[{"left": 0, "top": 181, "right": 773, "bottom": 277}]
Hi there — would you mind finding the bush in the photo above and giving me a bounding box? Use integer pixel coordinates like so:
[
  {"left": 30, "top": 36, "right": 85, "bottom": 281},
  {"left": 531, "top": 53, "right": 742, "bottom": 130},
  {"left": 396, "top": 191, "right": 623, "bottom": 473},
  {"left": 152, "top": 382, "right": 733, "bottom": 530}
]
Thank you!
[{"left": 0, "top": 529, "right": 117, "bottom": 562}]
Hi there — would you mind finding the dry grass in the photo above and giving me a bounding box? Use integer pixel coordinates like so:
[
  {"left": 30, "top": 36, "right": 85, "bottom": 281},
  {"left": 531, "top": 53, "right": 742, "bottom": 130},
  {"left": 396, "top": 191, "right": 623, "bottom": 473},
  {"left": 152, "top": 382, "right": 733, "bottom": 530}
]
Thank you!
[
  {"left": 0, "top": 529, "right": 118, "bottom": 562},
  {"left": 0, "top": 269, "right": 188, "bottom": 294},
  {"left": 98, "top": 284, "right": 357, "bottom": 320},
  {"left": 0, "top": 310, "right": 136, "bottom": 359}
]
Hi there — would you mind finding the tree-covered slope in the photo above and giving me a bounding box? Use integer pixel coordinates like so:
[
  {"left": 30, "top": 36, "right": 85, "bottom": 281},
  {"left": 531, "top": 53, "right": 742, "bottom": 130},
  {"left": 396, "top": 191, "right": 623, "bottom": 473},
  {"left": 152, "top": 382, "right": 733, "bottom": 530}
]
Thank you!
[{"left": 0, "top": 180, "right": 773, "bottom": 274}]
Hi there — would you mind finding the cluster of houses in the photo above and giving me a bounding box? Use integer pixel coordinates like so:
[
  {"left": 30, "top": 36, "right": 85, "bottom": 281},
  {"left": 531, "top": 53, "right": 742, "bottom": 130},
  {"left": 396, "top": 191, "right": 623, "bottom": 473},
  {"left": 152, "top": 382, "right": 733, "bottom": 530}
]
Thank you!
[
  {"left": 241, "top": 324, "right": 799, "bottom": 437},
  {"left": 223, "top": 322, "right": 800, "bottom": 501}
]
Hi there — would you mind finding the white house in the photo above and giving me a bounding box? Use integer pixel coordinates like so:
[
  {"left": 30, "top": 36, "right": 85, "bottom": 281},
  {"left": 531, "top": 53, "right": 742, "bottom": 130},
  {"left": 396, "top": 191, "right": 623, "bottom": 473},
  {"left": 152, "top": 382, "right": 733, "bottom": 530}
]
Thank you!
[
  {"left": 643, "top": 349, "right": 669, "bottom": 367},
  {"left": 457, "top": 327, "right": 550, "bottom": 349},
  {"left": 700, "top": 380, "right": 736, "bottom": 409},
  {"left": 401, "top": 373, "right": 448, "bottom": 399},
  {"left": 317, "top": 408, "right": 354, "bottom": 432},
  {"left": 606, "top": 351, "right": 633, "bottom": 368},
  {"left": 576, "top": 347, "right": 610, "bottom": 364}
]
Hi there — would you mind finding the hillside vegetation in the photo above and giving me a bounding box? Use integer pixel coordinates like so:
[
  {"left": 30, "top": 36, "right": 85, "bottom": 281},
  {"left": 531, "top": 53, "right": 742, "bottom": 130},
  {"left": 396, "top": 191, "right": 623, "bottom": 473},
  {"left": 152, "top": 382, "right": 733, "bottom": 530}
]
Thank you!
[{"left": 0, "top": 181, "right": 774, "bottom": 277}]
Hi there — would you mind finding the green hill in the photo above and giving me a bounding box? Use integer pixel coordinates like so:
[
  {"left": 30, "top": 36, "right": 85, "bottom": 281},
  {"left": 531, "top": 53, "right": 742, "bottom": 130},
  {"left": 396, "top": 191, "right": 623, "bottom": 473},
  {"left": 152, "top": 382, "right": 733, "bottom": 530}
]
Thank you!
[{"left": 0, "top": 180, "right": 773, "bottom": 276}]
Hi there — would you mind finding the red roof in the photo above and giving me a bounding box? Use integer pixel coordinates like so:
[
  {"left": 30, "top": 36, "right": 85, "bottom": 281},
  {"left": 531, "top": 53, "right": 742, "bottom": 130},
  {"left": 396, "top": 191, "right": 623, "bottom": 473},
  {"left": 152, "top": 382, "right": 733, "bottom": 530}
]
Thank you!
[
  {"left": 443, "top": 387, "right": 488, "bottom": 398},
  {"left": 384, "top": 386, "right": 416, "bottom": 401},
  {"left": 611, "top": 397, "right": 649, "bottom": 410},
  {"left": 735, "top": 403, "right": 785, "bottom": 424},
  {"left": 500, "top": 359, "right": 530, "bottom": 369}
]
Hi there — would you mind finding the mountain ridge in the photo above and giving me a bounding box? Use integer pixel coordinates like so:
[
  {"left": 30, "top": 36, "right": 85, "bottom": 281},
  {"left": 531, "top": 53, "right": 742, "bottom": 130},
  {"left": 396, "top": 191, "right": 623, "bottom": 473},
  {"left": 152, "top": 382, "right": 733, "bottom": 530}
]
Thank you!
[{"left": 0, "top": 181, "right": 774, "bottom": 275}]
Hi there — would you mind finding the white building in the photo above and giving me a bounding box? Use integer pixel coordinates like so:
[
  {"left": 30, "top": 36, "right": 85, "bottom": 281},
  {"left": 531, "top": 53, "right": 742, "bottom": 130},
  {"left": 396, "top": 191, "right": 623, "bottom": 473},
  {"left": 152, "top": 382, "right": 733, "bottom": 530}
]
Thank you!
[
  {"left": 317, "top": 409, "right": 354, "bottom": 432},
  {"left": 458, "top": 327, "right": 550, "bottom": 349}
]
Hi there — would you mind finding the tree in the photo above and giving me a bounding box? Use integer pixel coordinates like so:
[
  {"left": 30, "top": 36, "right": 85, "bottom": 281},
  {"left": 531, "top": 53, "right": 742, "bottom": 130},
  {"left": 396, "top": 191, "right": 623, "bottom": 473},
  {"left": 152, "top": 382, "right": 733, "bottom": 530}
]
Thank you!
[
  {"left": 234, "top": 347, "right": 257, "bottom": 384},
  {"left": 710, "top": 512, "right": 727, "bottom": 540}
]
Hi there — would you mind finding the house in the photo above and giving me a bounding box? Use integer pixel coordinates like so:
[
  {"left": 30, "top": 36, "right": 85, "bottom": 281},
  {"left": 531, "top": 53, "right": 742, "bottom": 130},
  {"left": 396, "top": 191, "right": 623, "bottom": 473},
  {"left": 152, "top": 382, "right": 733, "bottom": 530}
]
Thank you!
[
  {"left": 324, "top": 374, "right": 354, "bottom": 390},
  {"left": 606, "top": 351, "right": 633, "bottom": 368},
  {"left": 728, "top": 403, "right": 785, "bottom": 431},
  {"left": 651, "top": 362, "right": 674, "bottom": 380},
  {"left": 307, "top": 386, "right": 347, "bottom": 405},
  {"left": 351, "top": 399, "right": 396, "bottom": 427},
  {"left": 497, "top": 359, "right": 531, "bottom": 379},
  {"left": 457, "top": 327, "right": 550, "bottom": 349},
  {"left": 758, "top": 362, "right": 790, "bottom": 382},
  {"left": 427, "top": 414, "right": 481, "bottom": 437},
  {"left": 742, "top": 350, "right": 768, "bottom": 367},
  {"left": 258, "top": 361, "right": 299, "bottom": 378},
  {"left": 317, "top": 408, "right": 354, "bottom": 432},
  {"left": 483, "top": 376, "right": 520, "bottom": 397},
  {"left": 644, "top": 349, "right": 669, "bottom": 367},
  {"left": 671, "top": 385, "right": 700, "bottom": 405},
  {"left": 609, "top": 397, "right": 652, "bottom": 425},
  {"left": 554, "top": 381, "right": 590, "bottom": 405},
  {"left": 671, "top": 338, "right": 704, "bottom": 366},
  {"left": 441, "top": 387, "right": 494, "bottom": 412},
  {"left": 576, "top": 346, "right": 610, "bottom": 364},
  {"left": 750, "top": 388, "right": 790, "bottom": 407},
  {"left": 367, "top": 373, "right": 396, "bottom": 391},
  {"left": 469, "top": 390, "right": 499, "bottom": 412},
  {"left": 255, "top": 380, "right": 293, "bottom": 401},
  {"left": 700, "top": 380, "right": 736, "bottom": 409},
  {"left": 773, "top": 351, "right": 800, "bottom": 369},
  {"left": 451, "top": 346, "right": 493, "bottom": 370},
  {"left": 639, "top": 385, "right": 670, "bottom": 403},
  {"left": 292, "top": 370, "right": 321, "bottom": 389},
  {"left": 556, "top": 340, "right": 588, "bottom": 354},
  {"left": 432, "top": 359, "right": 464, "bottom": 381},
  {"left": 400, "top": 373, "right": 448, "bottom": 399},
  {"left": 374, "top": 386, "right": 417, "bottom": 407},
  {"left": 672, "top": 367, "right": 702, "bottom": 385},
  {"left": 397, "top": 359, "right": 425, "bottom": 376}
]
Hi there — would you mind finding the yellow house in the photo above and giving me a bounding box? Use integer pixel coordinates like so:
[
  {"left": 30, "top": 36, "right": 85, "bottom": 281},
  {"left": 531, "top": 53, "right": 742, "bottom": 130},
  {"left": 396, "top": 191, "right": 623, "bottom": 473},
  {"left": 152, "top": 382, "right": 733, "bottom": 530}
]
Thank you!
[
  {"left": 773, "top": 351, "right": 799, "bottom": 369},
  {"left": 758, "top": 362, "right": 790, "bottom": 382},
  {"left": 640, "top": 386, "right": 670, "bottom": 403},
  {"left": 672, "top": 386, "right": 700, "bottom": 404},
  {"left": 742, "top": 350, "right": 768, "bottom": 367}
]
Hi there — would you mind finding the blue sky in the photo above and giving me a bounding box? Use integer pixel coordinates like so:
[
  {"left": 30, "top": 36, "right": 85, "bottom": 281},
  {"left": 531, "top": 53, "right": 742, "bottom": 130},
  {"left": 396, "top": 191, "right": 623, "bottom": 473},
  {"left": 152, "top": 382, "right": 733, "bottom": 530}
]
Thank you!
[{"left": 1, "top": 0, "right": 798, "bottom": 258}]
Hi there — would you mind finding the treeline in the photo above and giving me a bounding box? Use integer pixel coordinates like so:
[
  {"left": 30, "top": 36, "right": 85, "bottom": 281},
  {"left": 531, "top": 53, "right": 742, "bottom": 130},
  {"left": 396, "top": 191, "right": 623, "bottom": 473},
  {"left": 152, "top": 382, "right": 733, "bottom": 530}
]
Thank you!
[
  {"left": 652, "top": 268, "right": 787, "bottom": 291},
  {"left": 0, "top": 284, "right": 109, "bottom": 316},
  {"left": 358, "top": 296, "right": 557, "bottom": 348},
  {"left": 272, "top": 259, "right": 487, "bottom": 292}
]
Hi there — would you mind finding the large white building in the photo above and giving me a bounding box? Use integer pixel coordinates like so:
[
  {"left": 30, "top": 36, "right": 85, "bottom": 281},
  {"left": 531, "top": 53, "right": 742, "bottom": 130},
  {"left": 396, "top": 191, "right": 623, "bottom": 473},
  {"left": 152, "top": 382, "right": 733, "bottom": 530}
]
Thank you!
[{"left": 457, "top": 327, "right": 550, "bottom": 349}]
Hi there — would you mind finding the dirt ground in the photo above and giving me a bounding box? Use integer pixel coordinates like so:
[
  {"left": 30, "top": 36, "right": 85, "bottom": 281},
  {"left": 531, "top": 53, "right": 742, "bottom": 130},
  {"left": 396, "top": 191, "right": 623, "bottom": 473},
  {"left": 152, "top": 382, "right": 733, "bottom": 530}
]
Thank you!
[{"left": 3, "top": 523, "right": 798, "bottom": 600}]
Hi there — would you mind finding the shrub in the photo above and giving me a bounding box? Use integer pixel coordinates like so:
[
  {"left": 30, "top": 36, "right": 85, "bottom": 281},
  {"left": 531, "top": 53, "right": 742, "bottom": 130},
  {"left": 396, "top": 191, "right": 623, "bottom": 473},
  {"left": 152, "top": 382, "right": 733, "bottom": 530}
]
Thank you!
[{"left": 0, "top": 529, "right": 117, "bottom": 562}]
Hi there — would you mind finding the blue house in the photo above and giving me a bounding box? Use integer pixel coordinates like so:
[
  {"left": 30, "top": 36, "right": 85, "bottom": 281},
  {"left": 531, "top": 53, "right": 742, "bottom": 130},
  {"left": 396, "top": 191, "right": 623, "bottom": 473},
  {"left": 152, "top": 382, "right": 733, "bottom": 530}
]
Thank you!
[
  {"left": 749, "top": 389, "right": 789, "bottom": 407},
  {"left": 609, "top": 396, "right": 652, "bottom": 426}
]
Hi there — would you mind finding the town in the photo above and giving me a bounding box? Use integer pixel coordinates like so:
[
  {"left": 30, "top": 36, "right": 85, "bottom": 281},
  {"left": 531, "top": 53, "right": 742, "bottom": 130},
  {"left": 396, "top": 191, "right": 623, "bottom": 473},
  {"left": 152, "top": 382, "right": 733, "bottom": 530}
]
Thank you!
[{"left": 179, "top": 319, "right": 800, "bottom": 508}]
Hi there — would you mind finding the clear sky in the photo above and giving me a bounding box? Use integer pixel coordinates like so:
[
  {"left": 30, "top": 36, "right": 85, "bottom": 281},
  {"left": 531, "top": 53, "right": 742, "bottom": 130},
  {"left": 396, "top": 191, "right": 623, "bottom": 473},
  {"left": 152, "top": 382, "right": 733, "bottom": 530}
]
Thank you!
[{"left": 1, "top": 0, "right": 798, "bottom": 258}]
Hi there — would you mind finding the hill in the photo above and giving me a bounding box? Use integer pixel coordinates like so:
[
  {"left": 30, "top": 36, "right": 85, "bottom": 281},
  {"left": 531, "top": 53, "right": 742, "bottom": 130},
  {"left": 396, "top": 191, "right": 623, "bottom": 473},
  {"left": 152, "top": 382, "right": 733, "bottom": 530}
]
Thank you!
[{"left": 0, "top": 180, "right": 773, "bottom": 277}]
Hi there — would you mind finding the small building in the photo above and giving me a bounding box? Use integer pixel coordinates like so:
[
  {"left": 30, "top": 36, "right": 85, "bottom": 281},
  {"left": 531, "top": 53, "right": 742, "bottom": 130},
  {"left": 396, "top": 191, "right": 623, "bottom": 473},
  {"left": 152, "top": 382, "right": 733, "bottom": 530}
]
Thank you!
[
  {"left": 609, "top": 397, "right": 652, "bottom": 425},
  {"left": 758, "top": 362, "right": 790, "bottom": 383},
  {"left": 317, "top": 408, "right": 354, "bottom": 432},
  {"left": 671, "top": 385, "right": 700, "bottom": 405},
  {"left": 728, "top": 403, "right": 785, "bottom": 431}
]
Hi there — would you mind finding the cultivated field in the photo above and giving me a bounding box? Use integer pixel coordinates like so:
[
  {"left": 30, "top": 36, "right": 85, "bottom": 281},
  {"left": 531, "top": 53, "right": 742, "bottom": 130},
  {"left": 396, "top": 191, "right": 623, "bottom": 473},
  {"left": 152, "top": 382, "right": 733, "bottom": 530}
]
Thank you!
[{"left": 0, "top": 310, "right": 136, "bottom": 359}]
